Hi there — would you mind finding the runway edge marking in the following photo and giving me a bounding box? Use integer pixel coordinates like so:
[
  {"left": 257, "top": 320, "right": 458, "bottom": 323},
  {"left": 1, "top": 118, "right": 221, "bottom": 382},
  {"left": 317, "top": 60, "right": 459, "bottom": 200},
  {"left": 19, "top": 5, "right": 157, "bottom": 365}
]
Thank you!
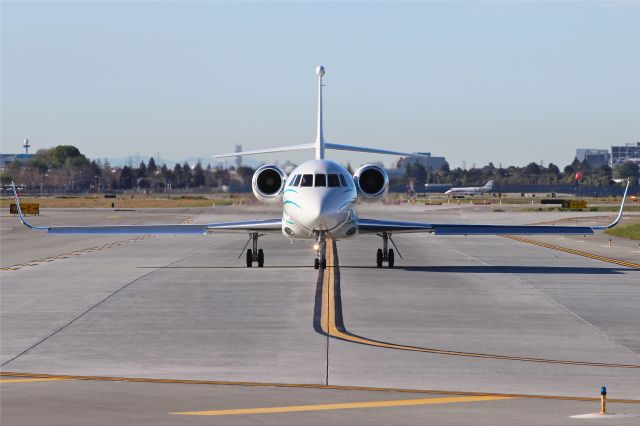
[{"left": 501, "top": 235, "right": 640, "bottom": 269}]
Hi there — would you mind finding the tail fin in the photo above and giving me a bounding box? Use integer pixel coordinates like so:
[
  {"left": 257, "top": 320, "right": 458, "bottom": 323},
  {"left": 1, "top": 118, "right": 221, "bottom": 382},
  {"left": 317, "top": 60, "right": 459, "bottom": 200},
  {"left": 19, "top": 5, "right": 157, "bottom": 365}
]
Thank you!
[
  {"left": 316, "top": 66, "right": 325, "bottom": 160},
  {"left": 211, "top": 66, "right": 429, "bottom": 160},
  {"left": 485, "top": 180, "right": 494, "bottom": 189}
]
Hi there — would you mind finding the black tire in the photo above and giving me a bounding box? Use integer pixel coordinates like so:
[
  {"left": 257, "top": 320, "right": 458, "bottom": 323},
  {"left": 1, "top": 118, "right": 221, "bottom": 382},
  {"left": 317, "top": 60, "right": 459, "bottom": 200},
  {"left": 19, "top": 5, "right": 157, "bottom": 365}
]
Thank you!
[
  {"left": 376, "top": 249, "right": 383, "bottom": 268},
  {"left": 257, "top": 249, "right": 264, "bottom": 267},
  {"left": 388, "top": 249, "right": 395, "bottom": 268},
  {"left": 321, "top": 257, "right": 327, "bottom": 270},
  {"left": 314, "top": 258, "right": 320, "bottom": 269},
  {"left": 246, "top": 249, "right": 253, "bottom": 268}
]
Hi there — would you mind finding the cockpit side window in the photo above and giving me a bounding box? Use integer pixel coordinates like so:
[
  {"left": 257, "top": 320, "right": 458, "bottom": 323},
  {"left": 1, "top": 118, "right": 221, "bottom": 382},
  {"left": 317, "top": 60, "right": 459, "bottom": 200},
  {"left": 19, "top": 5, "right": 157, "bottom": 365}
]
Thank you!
[
  {"left": 339, "top": 174, "right": 350, "bottom": 187},
  {"left": 315, "top": 174, "right": 326, "bottom": 187},
  {"left": 300, "top": 174, "right": 313, "bottom": 187},
  {"left": 327, "top": 174, "right": 340, "bottom": 187}
]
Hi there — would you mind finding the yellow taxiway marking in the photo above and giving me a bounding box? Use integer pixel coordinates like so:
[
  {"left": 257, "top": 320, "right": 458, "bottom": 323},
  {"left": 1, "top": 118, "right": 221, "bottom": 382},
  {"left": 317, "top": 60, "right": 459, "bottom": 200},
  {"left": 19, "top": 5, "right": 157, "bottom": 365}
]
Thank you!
[
  {"left": 2, "top": 372, "right": 639, "bottom": 403},
  {"left": 172, "top": 395, "right": 514, "bottom": 416},
  {"left": 502, "top": 235, "right": 640, "bottom": 270},
  {"left": 0, "top": 377, "right": 73, "bottom": 383},
  {"left": 318, "top": 241, "right": 640, "bottom": 368}
]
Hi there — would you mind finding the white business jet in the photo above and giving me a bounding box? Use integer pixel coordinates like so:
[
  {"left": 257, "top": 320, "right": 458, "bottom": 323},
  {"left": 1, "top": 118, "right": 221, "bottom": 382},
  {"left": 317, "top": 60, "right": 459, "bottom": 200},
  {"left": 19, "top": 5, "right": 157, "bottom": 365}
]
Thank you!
[
  {"left": 445, "top": 180, "right": 494, "bottom": 197},
  {"left": 12, "top": 66, "right": 629, "bottom": 269}
]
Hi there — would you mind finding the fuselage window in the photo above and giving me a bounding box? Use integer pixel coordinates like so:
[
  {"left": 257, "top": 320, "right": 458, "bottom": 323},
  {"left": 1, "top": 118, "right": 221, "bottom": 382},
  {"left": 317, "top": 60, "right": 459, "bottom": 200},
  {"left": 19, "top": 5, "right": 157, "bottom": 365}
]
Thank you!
[
  {"left": 327, "top": 174, "right": 340, "bottom": 187},
  {"left": 315, "top": 174, "right": 326, "bottom": 187},
  {"left": 300, "top": 174, "right": 313, "bottom": 187},
  {"left": 339, "top": 174, "right": 349, "bottom": 187},
  {"left": 291, "top": 174, "right": 301, "bottom": 186}
]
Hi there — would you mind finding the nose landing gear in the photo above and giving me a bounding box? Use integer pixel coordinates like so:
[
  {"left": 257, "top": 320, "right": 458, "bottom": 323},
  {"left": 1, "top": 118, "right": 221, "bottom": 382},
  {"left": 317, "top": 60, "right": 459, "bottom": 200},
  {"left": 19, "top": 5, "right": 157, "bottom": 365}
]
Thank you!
[
  {"left": 241, "top": 232, "right": 265, "bottom": 267},
  {"left": 313, "top": 232, "right": 327, "bottom": 270},
  {"left": 376, "top": 232, "right": 400, "bottom": 268}
]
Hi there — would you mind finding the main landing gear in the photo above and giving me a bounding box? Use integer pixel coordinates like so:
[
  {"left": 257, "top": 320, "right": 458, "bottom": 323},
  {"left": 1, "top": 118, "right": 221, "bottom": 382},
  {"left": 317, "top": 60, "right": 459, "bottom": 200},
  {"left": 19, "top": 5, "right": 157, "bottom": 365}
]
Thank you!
[
  {"left": 376, "top": 232, "right": 401, "bottom": 268},
  {"left": 313, "top": 232, "right": 327, "bottom": 270},
  {"left": 243, "top": 232, "right": 264, "bottom": 267}
]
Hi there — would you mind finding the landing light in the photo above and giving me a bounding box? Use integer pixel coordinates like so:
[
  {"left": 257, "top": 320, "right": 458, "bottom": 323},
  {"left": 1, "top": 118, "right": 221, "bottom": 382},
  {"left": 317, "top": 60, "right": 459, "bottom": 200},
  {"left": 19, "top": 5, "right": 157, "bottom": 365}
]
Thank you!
[{"left": 313, "top": 243, "right": 320, "bottom": 251}]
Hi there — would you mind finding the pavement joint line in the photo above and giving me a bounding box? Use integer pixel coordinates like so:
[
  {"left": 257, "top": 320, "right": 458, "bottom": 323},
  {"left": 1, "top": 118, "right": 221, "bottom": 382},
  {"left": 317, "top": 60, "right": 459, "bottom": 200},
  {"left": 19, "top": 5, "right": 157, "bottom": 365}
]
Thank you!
[
  {"left": 501, "top": 235, "right": 640, "bottom": 269},
  {"left": 433, "top": 239, "right": 640, "bottom": 360},
  {"left": 0, "top": 243, "right": 213, "bottom": 368},
  {"left": 170, "top": 395, "right": 516, "bottom": 416},
  {"left": 315, "top": 241, "right": 640, "bottom": 367},
  {"left": 1, "top": 372, "right": 639, "bottom": 403}
]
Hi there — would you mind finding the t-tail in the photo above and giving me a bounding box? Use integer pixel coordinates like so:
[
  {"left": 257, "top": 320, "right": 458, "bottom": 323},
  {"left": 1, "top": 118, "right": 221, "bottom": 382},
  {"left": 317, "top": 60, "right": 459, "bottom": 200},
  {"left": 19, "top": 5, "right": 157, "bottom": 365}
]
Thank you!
[{"left": 211, "top": 66, "right": 429, "bottom": 161}]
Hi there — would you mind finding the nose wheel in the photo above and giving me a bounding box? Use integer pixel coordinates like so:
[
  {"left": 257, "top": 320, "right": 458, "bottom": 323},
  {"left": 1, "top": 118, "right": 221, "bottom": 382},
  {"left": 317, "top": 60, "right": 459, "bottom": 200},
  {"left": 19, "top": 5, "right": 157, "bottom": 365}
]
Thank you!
[
  {"left": 244, "top": 233, "right": 264, "bottom": 267},
  {"left": 376, "top": 232, "right": 397, "bottom": 268},
  {"left": 313, "top": 233, "right": 327, "bottom": 270}
]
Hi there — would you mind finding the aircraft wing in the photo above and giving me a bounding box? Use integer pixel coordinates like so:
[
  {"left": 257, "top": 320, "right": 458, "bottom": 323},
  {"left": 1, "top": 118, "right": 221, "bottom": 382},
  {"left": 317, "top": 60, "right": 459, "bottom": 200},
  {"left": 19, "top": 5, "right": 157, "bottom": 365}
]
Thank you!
[
  {"left": 356, "top": 219, "right": 596, "bottom": 235},
  {"left": 357, "top": 181, "right": 629, "bottom": 235},
  {"left": 10, "top": 183, "right": 282, "bottom": 235}
]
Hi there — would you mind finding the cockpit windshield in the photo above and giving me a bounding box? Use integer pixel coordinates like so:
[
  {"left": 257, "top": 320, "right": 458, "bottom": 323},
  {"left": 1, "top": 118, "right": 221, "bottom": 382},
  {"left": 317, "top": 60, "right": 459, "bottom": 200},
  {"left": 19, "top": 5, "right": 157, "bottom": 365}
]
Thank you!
[{"left": 328, "top": 174, "right": 340, "bottom": 187}]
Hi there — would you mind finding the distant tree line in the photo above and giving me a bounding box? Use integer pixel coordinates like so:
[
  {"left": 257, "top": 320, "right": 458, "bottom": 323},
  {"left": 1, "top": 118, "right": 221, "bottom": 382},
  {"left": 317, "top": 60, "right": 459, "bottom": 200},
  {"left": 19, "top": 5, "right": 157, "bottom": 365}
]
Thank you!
[
  {"left": 1, "top": 145, "right": 257, "bottom": 193},
  {"left": 402, "top": 158, "right": 638, "bottom": 189},
  {"left": 1, "top": 145, "right": 638, "bottom": 194}
]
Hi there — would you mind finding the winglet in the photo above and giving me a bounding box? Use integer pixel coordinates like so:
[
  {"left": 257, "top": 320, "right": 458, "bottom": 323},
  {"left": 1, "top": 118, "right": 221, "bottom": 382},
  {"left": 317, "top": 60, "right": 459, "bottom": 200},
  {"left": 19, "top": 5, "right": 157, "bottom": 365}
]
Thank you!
[
  {"left": 11, "top": 182, "right": 47, "bottom": 231},
  {"left": 592, "top": 180, "right": 630, "bottom": 230}
]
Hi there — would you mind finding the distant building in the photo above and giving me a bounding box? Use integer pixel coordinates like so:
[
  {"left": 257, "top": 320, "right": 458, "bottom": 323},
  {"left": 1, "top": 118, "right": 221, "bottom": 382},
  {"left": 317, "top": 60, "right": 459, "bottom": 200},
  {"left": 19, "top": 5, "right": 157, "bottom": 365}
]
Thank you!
[
  {"left": 388, "top": 152, "right": 448, "bottom": 178},
  {"left": 611, "top": 142, "right": 640, "bottom": 165},
  {"left": 0, "top": 153, "right": 34, "bottom": 167},
  {"left": 575, "top": 149, "right": 610, "bottom": 167}
]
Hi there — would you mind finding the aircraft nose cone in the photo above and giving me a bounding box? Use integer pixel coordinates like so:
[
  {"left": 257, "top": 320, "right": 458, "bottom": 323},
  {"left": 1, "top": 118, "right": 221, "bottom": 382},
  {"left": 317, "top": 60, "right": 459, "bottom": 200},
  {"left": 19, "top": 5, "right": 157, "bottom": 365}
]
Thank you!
[{"left": 304, "top": 192, "right": 340, "bottom": 230}]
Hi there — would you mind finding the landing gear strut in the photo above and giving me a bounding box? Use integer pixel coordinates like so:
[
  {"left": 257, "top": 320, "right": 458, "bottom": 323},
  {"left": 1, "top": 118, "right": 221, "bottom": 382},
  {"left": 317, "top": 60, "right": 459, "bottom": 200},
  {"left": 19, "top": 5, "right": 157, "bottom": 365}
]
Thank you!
[
  {"left": 244, "top": 232, "right": 264, "bottom": 267},
  {"left": 313, "top": 232, "right": 327, "bottom": 270},
  {"left": 376, "top": 232, "right": 399, "bottom": 268}
]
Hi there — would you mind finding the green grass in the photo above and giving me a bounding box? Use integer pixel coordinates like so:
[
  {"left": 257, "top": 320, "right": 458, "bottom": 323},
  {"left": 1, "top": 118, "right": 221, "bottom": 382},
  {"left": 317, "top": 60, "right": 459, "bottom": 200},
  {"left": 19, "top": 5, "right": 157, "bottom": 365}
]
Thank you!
[{"left": 606, "top": 222, "right": 640, "bottom": 240}]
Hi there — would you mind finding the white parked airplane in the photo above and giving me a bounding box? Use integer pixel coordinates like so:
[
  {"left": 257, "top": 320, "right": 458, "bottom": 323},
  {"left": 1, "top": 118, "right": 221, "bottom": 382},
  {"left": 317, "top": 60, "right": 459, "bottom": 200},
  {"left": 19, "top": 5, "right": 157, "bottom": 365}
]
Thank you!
[
  {"left": 12, "top": 66, "right": 629, "bottom": 269},
  {"left": 445, "top": 180, "right": 494, "bottom": 197}
]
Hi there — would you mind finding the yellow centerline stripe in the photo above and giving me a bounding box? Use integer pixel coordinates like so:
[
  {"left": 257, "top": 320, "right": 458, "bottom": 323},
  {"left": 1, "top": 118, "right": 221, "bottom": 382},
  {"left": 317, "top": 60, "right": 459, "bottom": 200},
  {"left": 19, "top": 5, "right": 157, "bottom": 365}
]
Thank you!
[
  {"left": 319, "top": 241, "right": 640, "bottom": 368},
  {"left": 1, "top": 372, "right": 639, "bottom": 403},
  {"left": 0, "top": 378, "right": 74, "bottom": 383},
  {"left": 171, "top": 395, "right": 515, "bottom": 416},
  {"left": 501, "top": 236, "right": 640, "bottom": 269}
]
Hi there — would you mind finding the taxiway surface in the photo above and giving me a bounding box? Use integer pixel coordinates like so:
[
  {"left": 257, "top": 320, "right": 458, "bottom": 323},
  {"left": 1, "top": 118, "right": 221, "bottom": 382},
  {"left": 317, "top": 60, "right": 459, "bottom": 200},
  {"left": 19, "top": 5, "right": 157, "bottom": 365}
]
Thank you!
[{"left": 2, "top": 204, "right": 639, "bottom": 424}]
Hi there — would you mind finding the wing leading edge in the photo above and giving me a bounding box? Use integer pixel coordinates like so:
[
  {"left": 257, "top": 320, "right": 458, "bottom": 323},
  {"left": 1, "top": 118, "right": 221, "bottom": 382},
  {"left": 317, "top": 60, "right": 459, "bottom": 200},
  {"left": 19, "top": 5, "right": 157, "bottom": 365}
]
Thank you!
[
  {"left": 11, "top": 183, "right": 281, "bottom": 235},
  {"left": 357, "top": 181, "right": 629, "bottom": 236}
]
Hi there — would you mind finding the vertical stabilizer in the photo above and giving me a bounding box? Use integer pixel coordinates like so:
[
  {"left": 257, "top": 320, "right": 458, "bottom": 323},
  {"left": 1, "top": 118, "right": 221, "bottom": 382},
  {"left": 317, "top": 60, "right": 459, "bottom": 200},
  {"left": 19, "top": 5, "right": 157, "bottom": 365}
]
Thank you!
[{"left": 315, "top": 66, "right": 325, "bottom": 159}]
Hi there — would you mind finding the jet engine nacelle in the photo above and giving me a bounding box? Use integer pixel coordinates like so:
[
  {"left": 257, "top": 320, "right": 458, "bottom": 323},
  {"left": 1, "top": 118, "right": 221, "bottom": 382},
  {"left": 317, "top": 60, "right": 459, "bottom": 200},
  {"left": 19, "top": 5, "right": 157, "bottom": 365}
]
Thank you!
[
  {"left": 353, "top": 164, "right": 389, "bottom": 201},
  {"left": 252, "top": 165, "right": 287, "bottom": 203}
]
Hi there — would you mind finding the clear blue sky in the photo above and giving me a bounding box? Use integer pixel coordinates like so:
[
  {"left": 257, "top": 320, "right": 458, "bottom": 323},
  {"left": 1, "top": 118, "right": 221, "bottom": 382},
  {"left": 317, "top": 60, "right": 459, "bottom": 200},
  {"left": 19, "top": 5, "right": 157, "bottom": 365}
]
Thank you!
[{"left": 2, "top": 1, "right": 639, "bottom": 169}]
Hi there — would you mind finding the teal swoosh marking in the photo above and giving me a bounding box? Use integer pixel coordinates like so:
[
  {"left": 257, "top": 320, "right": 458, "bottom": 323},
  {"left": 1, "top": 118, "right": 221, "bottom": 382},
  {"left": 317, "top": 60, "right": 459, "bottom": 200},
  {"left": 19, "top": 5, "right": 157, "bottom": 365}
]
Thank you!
[
  {"left": 338, "top": 201, "right": 353, "bottom": 211},
  {"left": 286, "top": 220, "right": 296, "bottom": 225},
  {"left": 284, "top": 188, "right": 298, "bottom": 194},
  {"left": 284, "top": 200, "right": 302, "bottom": 209}
]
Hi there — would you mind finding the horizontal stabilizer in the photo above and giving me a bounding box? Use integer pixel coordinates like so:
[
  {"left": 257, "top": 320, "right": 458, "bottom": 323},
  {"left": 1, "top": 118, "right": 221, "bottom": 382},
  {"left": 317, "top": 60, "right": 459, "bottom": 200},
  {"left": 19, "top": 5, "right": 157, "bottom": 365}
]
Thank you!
[
  {"left": 212, "top": 144, "right": 315, "bottom": 159},
  {"left": 324, "top": 143, "right": 429, "bottom": 158},
  {"left": 212, "top": 143, "right": 429, "bottom": 159}
]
